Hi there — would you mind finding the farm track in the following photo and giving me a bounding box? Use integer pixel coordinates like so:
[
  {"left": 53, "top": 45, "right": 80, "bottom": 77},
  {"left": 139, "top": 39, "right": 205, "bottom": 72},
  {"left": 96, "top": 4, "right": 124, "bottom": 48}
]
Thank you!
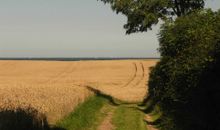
[
  {"left": 97, "top": 105, "right": 116, "bottom": 130},
  {"left": 94, "top": 96, "right": 148, "bottom": 130},
  {"left": 135, "top": 62, "right": 146, "bottom": 86},
  {"left": 122, "top": 61, "right": 146, "bottom": 88},
  {"left": 62, "top": 60, "right": 154, "bottom": 129},
  {"left": 82, "top": 60, "right": 157, "bottom": 102},
  {"left": 122, "top": 62, "right": 138, "bottom": 88}
]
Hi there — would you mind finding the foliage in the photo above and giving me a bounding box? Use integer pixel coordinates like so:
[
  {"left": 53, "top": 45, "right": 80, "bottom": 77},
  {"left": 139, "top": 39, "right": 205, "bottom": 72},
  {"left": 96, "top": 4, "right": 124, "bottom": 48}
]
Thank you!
[
  {"left": 0, "top": 107, "right": 50, "bottom": 130},
  {"left": 99, "top": 0, "right": 204, "bottom": 34},
  {"left": 148, "top": 9, "right": 220, "bottom": 130}
]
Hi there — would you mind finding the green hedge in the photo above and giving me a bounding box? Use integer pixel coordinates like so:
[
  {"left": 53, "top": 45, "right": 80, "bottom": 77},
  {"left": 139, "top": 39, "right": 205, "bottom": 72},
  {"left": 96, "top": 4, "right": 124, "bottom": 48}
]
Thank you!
[{"left": 148, "top": 9, "right": 220, "bottom": 130}]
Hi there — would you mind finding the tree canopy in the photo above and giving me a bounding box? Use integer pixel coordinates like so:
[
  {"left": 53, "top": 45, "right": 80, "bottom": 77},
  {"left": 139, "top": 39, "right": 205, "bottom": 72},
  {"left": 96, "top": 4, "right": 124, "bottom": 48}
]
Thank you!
[{"left": 99, "top": 0, "right": 205, "bottom": 34}]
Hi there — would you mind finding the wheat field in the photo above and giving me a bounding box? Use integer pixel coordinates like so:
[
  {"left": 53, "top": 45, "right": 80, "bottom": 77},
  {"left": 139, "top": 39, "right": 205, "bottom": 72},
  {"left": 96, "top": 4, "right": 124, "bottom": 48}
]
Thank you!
[{"left": 0, "top": 60, "right": 157, "bottom": 124}]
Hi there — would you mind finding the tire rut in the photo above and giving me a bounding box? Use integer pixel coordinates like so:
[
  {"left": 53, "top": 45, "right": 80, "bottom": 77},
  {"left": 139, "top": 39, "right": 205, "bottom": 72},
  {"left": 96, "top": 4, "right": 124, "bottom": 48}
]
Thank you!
[
  {"left": 122, "top": 61, "right": 146, "bottom": 88},
  {"left": 135, "top": 62, "right": 145, "bottom": 86},
  {"left": 122, "top": 62, "right": 138, "bottom": 88},
  {"left": 97, "top": 105, "right": 116, "bottom": 130}
]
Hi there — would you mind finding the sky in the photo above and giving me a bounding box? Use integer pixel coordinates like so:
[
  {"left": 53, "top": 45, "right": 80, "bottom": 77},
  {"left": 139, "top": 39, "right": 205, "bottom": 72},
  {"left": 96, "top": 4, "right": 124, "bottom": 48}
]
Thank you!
[{"left": 0, "top": 0, "right": 219, "bottom": 58}]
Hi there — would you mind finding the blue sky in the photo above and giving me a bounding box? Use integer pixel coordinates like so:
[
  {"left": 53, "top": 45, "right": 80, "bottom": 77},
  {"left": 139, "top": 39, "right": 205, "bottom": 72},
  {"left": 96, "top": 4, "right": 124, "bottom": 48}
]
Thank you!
[{"left": 0, "top": 0, "right": 219, "bottom": 58}]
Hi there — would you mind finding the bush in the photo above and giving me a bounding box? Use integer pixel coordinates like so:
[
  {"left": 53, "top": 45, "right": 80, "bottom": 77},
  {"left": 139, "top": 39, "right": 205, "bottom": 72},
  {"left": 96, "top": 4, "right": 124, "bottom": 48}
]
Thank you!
[
  {"left": 0, "top": 107, "right": 49, "bottom": 130},
  {"left": 148, "top": 9, "right": 220, "bottom": 130}
]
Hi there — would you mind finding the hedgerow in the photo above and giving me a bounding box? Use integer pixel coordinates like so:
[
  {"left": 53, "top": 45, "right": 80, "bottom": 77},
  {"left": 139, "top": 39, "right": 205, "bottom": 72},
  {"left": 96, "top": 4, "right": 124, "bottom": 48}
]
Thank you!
[{"left": 148, "top": 9, "right": 220, "bottom": 130}]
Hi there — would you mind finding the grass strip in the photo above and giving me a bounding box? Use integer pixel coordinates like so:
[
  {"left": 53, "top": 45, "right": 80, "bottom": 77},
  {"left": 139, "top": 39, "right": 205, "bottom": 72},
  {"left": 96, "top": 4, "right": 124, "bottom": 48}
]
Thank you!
[
  {"left": 56, "top": 96, "right": 108, "bottom": 130},
  {"left": 112, "top": 105, "right": 147, "bottom": 130}
]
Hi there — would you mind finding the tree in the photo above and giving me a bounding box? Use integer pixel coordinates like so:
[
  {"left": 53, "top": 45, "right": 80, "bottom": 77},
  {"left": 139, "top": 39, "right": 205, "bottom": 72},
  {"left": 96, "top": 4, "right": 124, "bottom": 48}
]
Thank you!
[
  {"left": 99, "top": 0, "right": 205, "bottom": 34},
  {"left": 148, "top": 10, "right": 220, "bottom": 130}
]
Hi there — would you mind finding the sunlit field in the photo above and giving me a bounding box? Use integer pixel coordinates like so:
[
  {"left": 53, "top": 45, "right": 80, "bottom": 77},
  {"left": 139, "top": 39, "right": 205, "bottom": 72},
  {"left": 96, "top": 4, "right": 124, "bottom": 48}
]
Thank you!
[{"left": 0, "top": 60, "right": 157, "bottom": 124}]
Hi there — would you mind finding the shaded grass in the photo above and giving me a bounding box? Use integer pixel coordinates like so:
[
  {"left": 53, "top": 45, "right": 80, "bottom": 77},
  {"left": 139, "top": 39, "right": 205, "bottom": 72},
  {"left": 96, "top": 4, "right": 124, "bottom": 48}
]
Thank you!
[
  {"left": 56, "top": 96, "right": 108, "bottom": 130},
  {"left": 113, "top": 98, "right": 143, "bottom": 105},
  {"left": 0, "top": 107, "right": 66, "bottom": 130},
  {"left": 112, "top": 106, "right": 147, "bottom": 130},
  {"left": 146, "top": 104, "right": 162, "bottom": 122}
]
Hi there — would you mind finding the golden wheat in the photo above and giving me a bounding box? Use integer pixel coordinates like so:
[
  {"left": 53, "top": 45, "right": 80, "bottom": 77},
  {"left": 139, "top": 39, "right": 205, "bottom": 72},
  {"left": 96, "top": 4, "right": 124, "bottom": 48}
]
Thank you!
[{"left": 0, "top": 60, "right": 157, "bottom": 124}]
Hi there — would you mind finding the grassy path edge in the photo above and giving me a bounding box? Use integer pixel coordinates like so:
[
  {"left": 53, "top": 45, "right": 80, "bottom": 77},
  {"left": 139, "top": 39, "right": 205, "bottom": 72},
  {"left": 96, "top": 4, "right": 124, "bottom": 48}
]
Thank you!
[
  {"left": 54, "top": 88, "right": 151, "bottom": 130},
  {"left": 55, "top": 96, "right": 109, "bottom": 130}
]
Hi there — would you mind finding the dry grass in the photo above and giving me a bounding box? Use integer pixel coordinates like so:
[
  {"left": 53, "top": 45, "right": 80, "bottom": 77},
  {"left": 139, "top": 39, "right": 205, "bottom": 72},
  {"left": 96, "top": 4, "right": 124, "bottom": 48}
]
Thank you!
[{"left": 0, "top": 60, "right": 157, "bottom": 124}]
